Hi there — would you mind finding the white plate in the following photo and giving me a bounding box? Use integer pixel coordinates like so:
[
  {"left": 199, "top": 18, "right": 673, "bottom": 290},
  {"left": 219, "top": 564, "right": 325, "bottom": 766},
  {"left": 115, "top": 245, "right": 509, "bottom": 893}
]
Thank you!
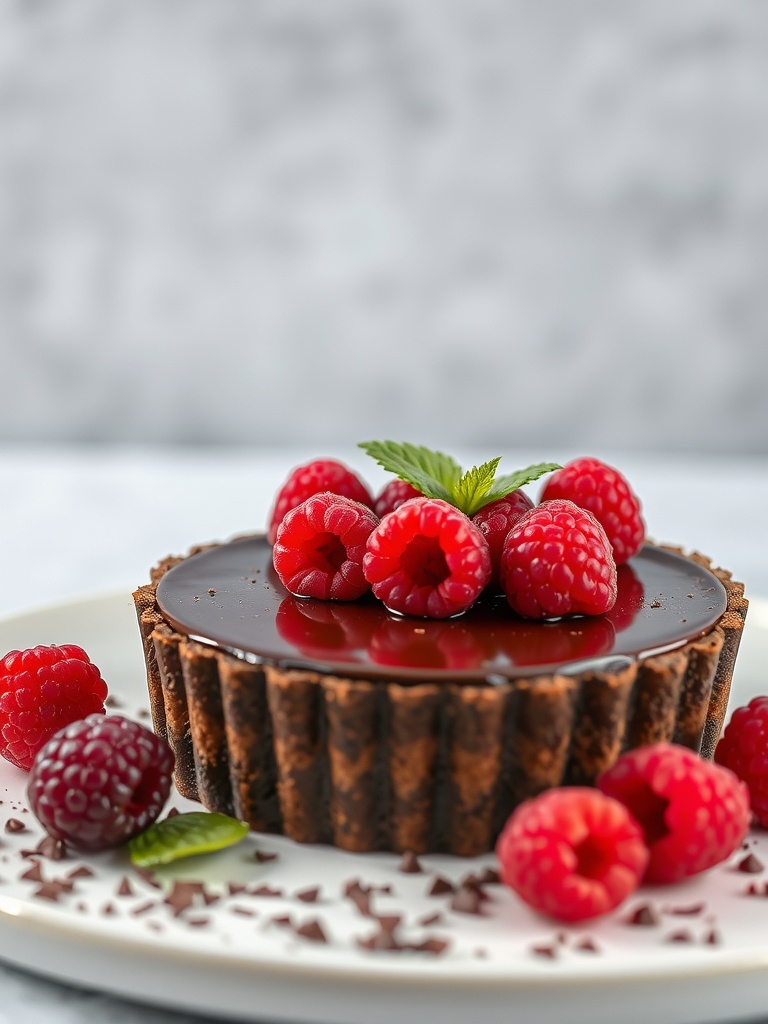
[{"left": 0, "top": 595, "right": 768, "bottom": 1024}]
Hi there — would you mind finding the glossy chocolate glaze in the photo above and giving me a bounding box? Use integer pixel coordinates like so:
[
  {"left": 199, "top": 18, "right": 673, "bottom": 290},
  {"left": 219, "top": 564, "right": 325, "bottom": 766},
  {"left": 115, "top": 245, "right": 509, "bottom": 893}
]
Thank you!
[{"left": 155, "top": 535, "right": 727, "bottom": 683}]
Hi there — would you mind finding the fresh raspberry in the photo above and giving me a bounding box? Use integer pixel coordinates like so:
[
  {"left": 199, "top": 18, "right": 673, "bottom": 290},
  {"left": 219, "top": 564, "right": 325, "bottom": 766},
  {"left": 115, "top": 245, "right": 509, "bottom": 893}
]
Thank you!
[
  {"left": 471, "top": 491, "right": 534, "bottom": 590},
  {"left": 363, "top": 497, "right": 491, "bottom": 618},
  {"left": 273, "top": 492, "right": 379, "bottom": 601},
  {"left": 501, "top": 499, "right": 617, "bottom": 620},
  {"left": 540, "top": 457, "right": 644, "bottom": 564},
  {"left": 598, "top": 742, "right": 750, "bottom": 884},
  {"left": 373, "top": 479, "right": 422, "bottom": 518},
  {"left": 715, "top": 697, "right": 768, "bottom": 828},
  {"left": 496, "top": 788, "right": 648, "bottom": 922},
  {"left": 0, "top": 645, "right": 108, "bottom": 771},
  {"left": 267, "top": 458, "right": 374, "bottom": 544},
  {"left": 27, "top": 714, "right": 174, "bottom": 851}
]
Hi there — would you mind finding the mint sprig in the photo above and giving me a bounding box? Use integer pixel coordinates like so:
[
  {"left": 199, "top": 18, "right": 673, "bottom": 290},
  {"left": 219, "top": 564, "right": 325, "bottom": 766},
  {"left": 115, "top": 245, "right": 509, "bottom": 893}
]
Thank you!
[
  {"left": 128, "top": 811, "right": 250, "bottom": 868},
  {"left": 359, "top": 440, "right": 560, "bottom": 517}
]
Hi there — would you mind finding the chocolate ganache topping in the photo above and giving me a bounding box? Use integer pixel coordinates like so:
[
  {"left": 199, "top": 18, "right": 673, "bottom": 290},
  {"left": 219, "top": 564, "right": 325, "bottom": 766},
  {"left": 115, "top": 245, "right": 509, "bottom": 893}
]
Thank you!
[{"left": 155, "top": 535, "right": 727, "bottom": 684}]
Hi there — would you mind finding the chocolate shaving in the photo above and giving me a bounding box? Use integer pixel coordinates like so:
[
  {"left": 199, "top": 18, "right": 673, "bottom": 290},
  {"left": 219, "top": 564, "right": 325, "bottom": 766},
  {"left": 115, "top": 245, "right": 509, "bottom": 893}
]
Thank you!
[
  {"left": 531, "top": 944, "right": 557, "bottom": 959},
  {"left": 704, "top": 929, "right": 721, "bottom": 945},
  {"left": 227, "top": 883, "right": 247, "bottom": 896},
  {"left": 117, "top": 877, "right": 134, "bottom": 897},
  {"left": 102, "top": 902, "right": 117, "bottom": 916},
  {"left": 5, "top": 818, "right": 26, "bottom": 834},
  {"left": 667, "top": 930, "right": 693, "bottom": 943},
  {"left": 356, "top": 928, "right": 401, "bottom": 951},
  {"left": 665, "top": 902, "right": 705, "bottom": 916},
  {"left": 626, "top": 903, "right": 659, "bottom": 926},
  {"left": 398, "top": 850, "right": 422, "bottom": 874},
  {"left": 33, "top": 880, "right": 71, "bottom": 902},
  {"left": 104, "top": 695, "right": 123, "bottom": 708},
  {"left": 294, "top": 919, "right": 327, "bottom": 943},
  {"left": 575, "top": 938, "right": 599, "bottom": 953},
  {"left": 251, "top": 884, "right": 283, "bottom": 898},
  {"left": 418, "top": 911, "right": 442, "bottom": 927},
  {"left": 737, "top": 853, "right": 764, "bottom": 874},
  {"left": 164, "top": 807, "right": 180, "bottom": 819},
  {"left": 254, "top": 850, "right": 278, "bottom": 863},
  {"left": 426, "top": 874, "right": 455, "bottom": 897},
  {"left": 343, "top": 880, "right": 373, "bottom": 917},
  {"left": 411, "top": 937, "right": 450, "bottom": 955},
  {"left": 133, "top": 866, "right": 162, "bottom": 889},
  {"left": 131, "top": 901, "right": 156, "bottom": 916},
  {"left": 295, "top": 886, "right": 320, "bottom": 903},
  {"left": 270, "top": 914, "right": 293, "bottom": 927},
  {"left": 66, "top": 865, "right": 94, "bottom": 879},
  {"left": 19, "top": 862, "right": 44, "bottom": 883},
  {"left": 187, "top": 917, "right": 210, "bottom": 927},
  {"left": 164, "top": 880, "right": 205, "bottom": 917},
  {"left": 450, "top": 886, "right": 483, "bottom": 915},
  {"left": 231, "top": 906, "right": 256, "bottom": 917},
  {"left": 375, "top": 914, "right": 402, "bottom": 933},
  {"left": 23, "top": 835, "right": 66, "bottom": 860},
  {"left": 478, "top": 866, "right": 501, "bottom": 885}
]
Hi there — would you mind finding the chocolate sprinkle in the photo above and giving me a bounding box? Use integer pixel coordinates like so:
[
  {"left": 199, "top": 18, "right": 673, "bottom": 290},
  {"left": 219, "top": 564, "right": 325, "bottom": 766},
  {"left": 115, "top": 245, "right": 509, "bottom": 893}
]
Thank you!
[
  {"left": 704, "top": 929, "right": 721, "bottom": 946},
  {"left": 254, "top": 850, "right": 278, "bottom": 863},
  {"left": 575, "top": 938, "right": 599, "bottom": 953},
  {"left": 737, "top": 853, "right": 764, "bottom": 874},
  {"left": 667, "top": 930, "right": 693, "bottom": 943},
  {"left": 295, "top": 919, "right": 328, "bottom": 943},
  {"left": 117, "top": 877, "right": 134, "bottom": 897},
  {"left": 295, "top": 886, "right": 320, "bottom": 903},
  {"left": 227, "top": 883, "right": 247, "bottom": 896},
  {"left": 251, "top": 885, "right": 283, "bottom": 898},
  {"left": 626, "top": 903, "right": 660, "bottom": 926},
  {"left": 427, "top": 874, "right": 455, "bottom": 897},
  {"left": 270, "top": 914, "right": 293, "bottom": 927},
  {"left": 478, "top": 866, "right": 501, "bottom": 885},
  {"left": 418, "top": 911, "right": 443, "bottom": 927},
  {"left": 531, "top": 944, "right": 557, "bottom": 959},
  {"left": 5, "top": 818, "right": 26, "bottom": 834},
  {"left": 67, "top": 865, "right": 94, "bottom": 879},
  {"left": 398, "top": 851, "right": 422, "bottom": 874},
  {"left": 131, "top": 901, "right": 156, "bottom": 916},
  {"left": 666, "top": 902, "right": 706, "bottom": 916},
  {"left": 449, "top": 886, "right": 483, "bottom": 916},
  {"left": 19, "top": 862, "right": 44, "bottom": 883}
]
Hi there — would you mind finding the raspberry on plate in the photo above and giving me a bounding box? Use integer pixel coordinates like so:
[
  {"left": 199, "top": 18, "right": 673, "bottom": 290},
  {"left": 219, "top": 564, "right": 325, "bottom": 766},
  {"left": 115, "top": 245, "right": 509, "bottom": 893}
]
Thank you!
[
  {"left": 598, "top": 742, "right": 750, "bottom": 884},
  {"left": 362, "top": 497, "right": 491, "bottom": 618},
  {"left": 471, "top": 491, "right": 534, "bottom": 590},
  {"left": 373, "top": 479, "right": 422, "bottom": 518},
  {"left": 501, "top": 499, "right": 617, "bottom": 620},
  {"left": 540, "top": 457, "right": 644, "bottom": 564},
  {"left": 27, "top": 714, "right": 174, "bottom": 851},
  {"left": 496, "top": 787, "right": 648, "bottom": 922},
  {"left": 0, "top": 644, "right": 108, "bottom": 771},
  {"left": 715, "top": 697, "right": 768, "bottom": 827},
  {"left": 267, "top": 459, "right": 374, "bottom": 544},
  {"left": 273, "top": 492, "right": 379, "bottom": 601}
]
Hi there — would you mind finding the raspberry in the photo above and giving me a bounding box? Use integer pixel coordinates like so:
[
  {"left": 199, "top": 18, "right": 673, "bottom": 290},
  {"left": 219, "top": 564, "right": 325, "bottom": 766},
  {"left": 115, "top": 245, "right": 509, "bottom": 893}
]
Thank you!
[
  {"left": 27, "top": 714, "right": 174, "bottom": 851},
  {"left": 496, "top": 788, "right": 648, "bottom": 922},
  {"left": 373, "top": 479, "right": 422, "bottom": 518},
  {"left": 0, "top": 645, "right": 108, "bottom": 771},
  {"left": 471, "top": 491, "right": 534, "bottom": 590},
  {"left": 715, "top": 697, "right": 768, "bottom": 827},
  {"left": 267, "top": 458, "right": 374, "bottom": 544},
  {"left": 501, "top": 499, "right": 617, "bottom": 620},
  {"left": 597, "top": 742, "right": 750, "bottom": 884},
  {"left": 273, "top": 492, "right": 379, "bottom": 601},
  {"left": 540, "top": 457, "right": 644, "bottom": 564},
  {"left": 363, "top": 497, "right": 491, "bottom": 618}
]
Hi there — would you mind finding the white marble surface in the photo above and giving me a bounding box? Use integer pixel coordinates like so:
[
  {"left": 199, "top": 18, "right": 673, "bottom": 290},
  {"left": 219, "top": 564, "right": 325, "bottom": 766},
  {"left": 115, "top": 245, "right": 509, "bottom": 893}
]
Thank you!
[
  {"left": 0, "top": 441, "right": 767, "bottom": 1023},
  {"left": 1, "top": 1, "right": 768, "bottom": 454}
]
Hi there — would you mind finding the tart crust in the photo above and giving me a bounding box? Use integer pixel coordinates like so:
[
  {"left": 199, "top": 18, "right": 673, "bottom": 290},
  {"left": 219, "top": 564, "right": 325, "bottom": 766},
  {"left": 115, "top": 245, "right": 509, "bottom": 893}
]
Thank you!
[{"left": 133, "top": 544, "right": 748, "bottom": 856}]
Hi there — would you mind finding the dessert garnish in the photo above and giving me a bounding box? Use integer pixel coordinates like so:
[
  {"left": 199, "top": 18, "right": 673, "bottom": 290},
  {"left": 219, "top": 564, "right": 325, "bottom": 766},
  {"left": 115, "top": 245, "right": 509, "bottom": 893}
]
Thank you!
[
  {"left": 268, "top": 458, "right": 374, "bottom": 544},
  {"left": 0, "top": 644, "right": 108, "bottom": 769},
  {"left": 715, "top": 696, "right": 768, "bottom": 827},
  {"left": 27, "top": 713, "right": 174, "bottom": 851},
  {"left": 128, "top": 811, "right": 250, "bottom": 868}
]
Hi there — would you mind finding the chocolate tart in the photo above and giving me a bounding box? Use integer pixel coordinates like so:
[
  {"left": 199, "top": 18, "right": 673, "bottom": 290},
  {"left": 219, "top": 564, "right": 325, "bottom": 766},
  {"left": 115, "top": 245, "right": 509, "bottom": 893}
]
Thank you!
[{"left": 133, "top": 536, "right": 748, "bottom": 856}]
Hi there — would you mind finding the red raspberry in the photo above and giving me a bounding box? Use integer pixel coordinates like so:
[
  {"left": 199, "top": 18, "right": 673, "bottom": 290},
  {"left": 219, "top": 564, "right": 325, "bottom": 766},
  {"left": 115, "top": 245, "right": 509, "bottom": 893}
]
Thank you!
[
  {"left": 540, "top": 457, "right": 644, "bottom": 564},
  {"left": 363, "top": 497, "right": 491, "bottom": 618},
  {"left": 0, "top": 645, "right": 108, "bottom": 771},
  {"left": 715, "top": 697, "right": 768, "bottom": 827},
  {"left": 471, "top": 491, "right": 534, "bottom": 590},
  {"left": 373, "top": 479, "right": 422, "bottom": 518},
  {"left": 598, "top": 742, "right": 750, "bottom": 884},
  {"left": 501, "top": 499, "right": 617, "bottom": 620},
  {"left": 273, "top": 492, "right": 379, "bottom": 601},
  {"left": 496, "top": 788, "right": 648, "bottom": 922},
  {"left": 27, "top": 714, "right": 174, "bottom": 851},
  {"left": 267, "top": 458, "right": 374, "bottom": 544}
]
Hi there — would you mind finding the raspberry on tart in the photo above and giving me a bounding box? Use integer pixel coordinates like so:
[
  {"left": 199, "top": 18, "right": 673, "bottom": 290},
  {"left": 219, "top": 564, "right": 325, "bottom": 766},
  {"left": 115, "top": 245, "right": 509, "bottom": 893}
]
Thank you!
[
  {"left": 373, "top": 479, "right": 423, "bottom": 518},
  {"left": 362, "top": 497, "right": 491, "bottom": 619},
  {"left": 496, "top": 787, "right": 648, "bottom": 922},
  {"left": 27, "top": 714, "right": 174, "bottom": 851},
  {"left": 598, "top": 742, "right": 750, "bottom": 884},
  {"left": 0, "top": 644, "right": 108, "bottom": 771},
  {"left": 471, "top": 491, "right": 534, "bottom": 590},
  {"left": 273, "top": 492, "right": 379, "bottom": 601},
  {"left": 540, "top": 457, "right": 644, "bottom": 564},
  {"left": 501, "top": 499, "right": 618, "bottom": 620},
  {"left": 267, "top": 459, "right": 374, "bottom": 544}
]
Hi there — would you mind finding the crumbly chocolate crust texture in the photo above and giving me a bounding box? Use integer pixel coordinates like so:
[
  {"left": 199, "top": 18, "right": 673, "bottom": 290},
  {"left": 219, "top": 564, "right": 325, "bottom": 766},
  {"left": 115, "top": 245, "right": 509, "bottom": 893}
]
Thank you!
[{"left": 133, "top": 544, "right": 748, "bottom": 857}]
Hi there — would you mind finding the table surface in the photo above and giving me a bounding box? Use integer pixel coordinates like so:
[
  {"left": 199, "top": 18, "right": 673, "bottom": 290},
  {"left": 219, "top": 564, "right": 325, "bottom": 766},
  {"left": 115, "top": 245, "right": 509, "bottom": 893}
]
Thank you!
[{"left": 1, "top": 442, "right": 767, "bottom": 1024}]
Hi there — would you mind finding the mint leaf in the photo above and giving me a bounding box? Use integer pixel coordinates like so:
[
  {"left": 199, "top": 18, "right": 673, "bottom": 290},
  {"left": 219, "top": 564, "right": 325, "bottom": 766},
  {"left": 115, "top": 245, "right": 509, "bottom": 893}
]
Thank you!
[
  {"left": 359, "top": 441, "right": 561, "bottom": 517},
  {"left": 128, "top": 811, "right": 250, "bottom": 868},
  {"left": 453, "top": 458, "right": 502, "bottom": 517},
  {"left": 358, "top": 440, "right": 460, "bottom": 503},
  {"left": 483, "top": 462, "right": 562, "bottom": 506}
]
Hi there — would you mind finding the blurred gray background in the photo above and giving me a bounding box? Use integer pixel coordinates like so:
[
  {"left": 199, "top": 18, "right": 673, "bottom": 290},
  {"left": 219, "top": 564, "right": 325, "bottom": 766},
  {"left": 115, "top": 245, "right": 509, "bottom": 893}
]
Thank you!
[{"left": 1, "top": 0, "right": 766, "bottom": 454}]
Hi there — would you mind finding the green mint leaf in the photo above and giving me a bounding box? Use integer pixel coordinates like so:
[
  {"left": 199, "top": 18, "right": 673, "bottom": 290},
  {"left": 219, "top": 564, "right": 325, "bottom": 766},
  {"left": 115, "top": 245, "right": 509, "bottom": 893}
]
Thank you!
[
  {"left": 358, "top": 440, "right": 460, "bottom": 503},
  {"left": 128, "top": 811, "right": 250, "bottom": 868},
  {"left": 482, "top": 462, "right": 562, "bottom": 506},
  {"left": 451, "top": 457, "right": 503, "bottom": 516}
]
